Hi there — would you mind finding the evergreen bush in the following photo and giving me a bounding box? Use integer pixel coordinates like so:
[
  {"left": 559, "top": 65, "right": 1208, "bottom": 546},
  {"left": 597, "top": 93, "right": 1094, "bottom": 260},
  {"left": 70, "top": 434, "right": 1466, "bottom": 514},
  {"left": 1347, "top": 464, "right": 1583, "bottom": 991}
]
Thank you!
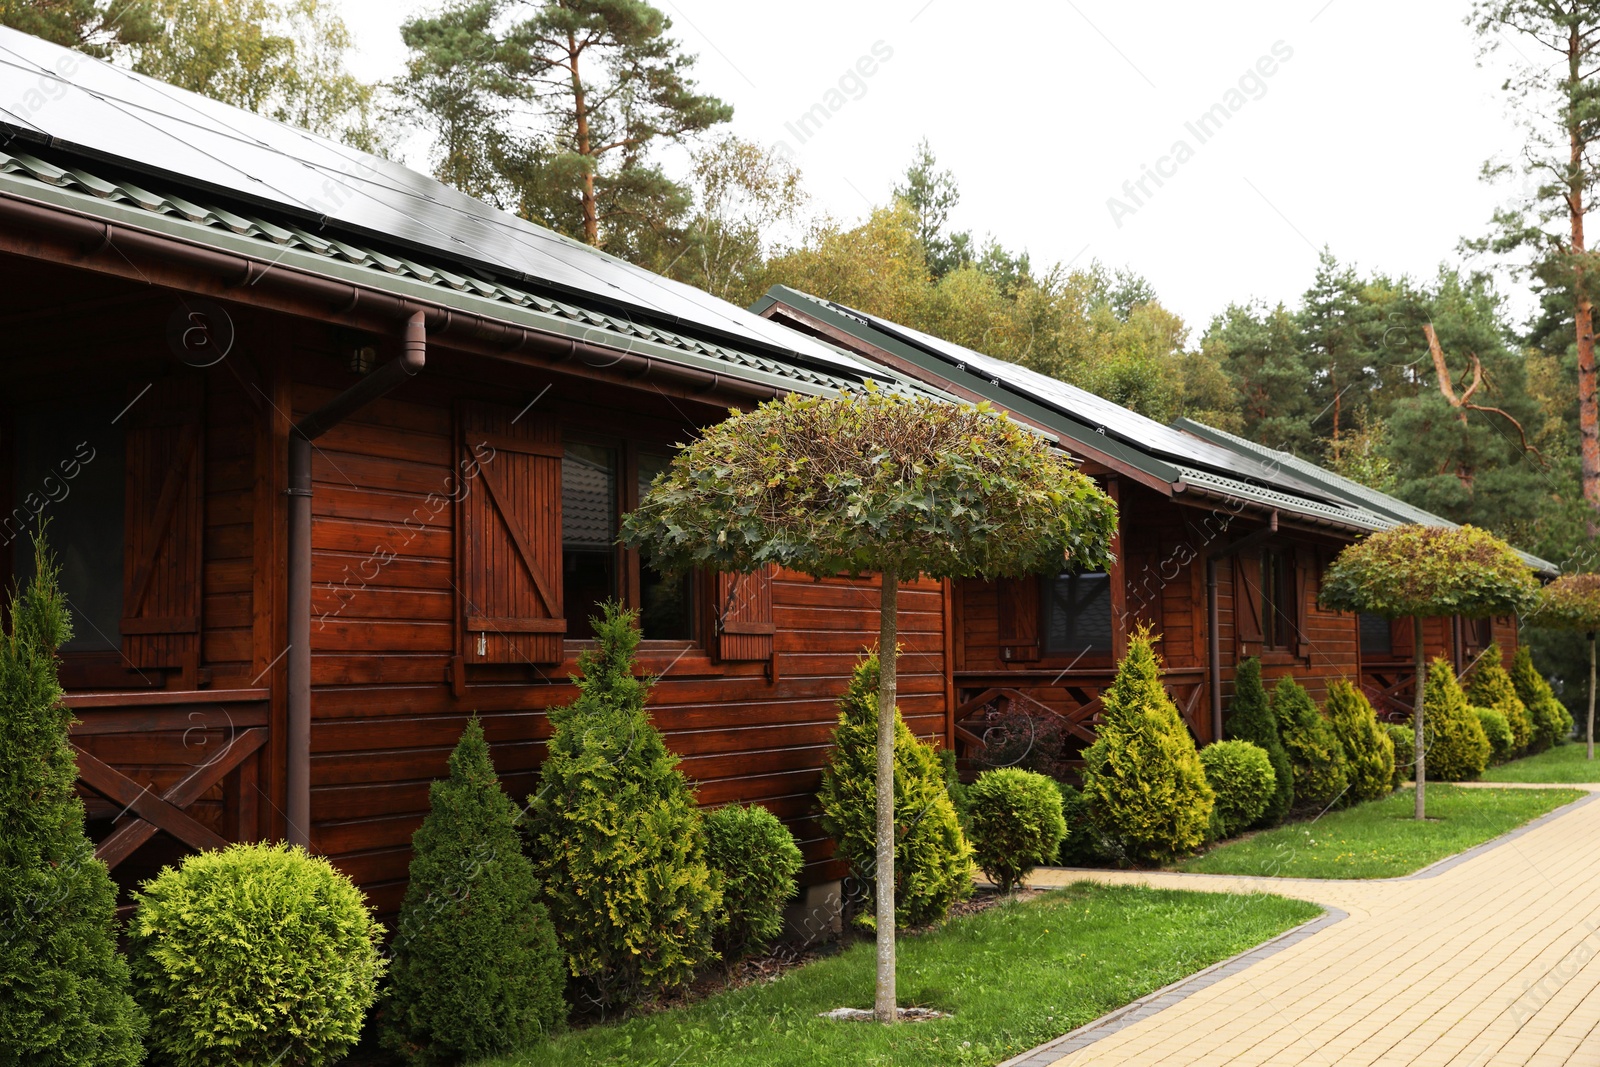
[
  {"left": 1476, "top": 705, "right": 1515, "bottom": 763},
  {"left": 1512, "top": 646, "right": 1573, "bottom": 748},
  {"left": 129, "top": 843, "right": 384, "bottom": 1067},
  {"left": 1386, "top": 722, "right": 1415, "bottom": 788},
  {"left": 1421, "top": 658, "right": 1491, "bottom": 781},
  {"left": 1223, "top": 657, "right": 1294, "bottom": 825},
  {"left": 818, "top": 655, "right": 973, "bottom": 928},
  {"left": 1081, "top": 628, "right": 1214, "bottom": 865},
  {"left": 965, "top": 768, "right": 1068, "bottom": 893},
  {"left": 382, "top": 719, "right": 565, "bottom": 1066},
  {"left": 1273, "top": 677, "right": 1349, "bottom": 809},
  {"left": 0, "top": 533, "right": 144, "bottom": 1065},
  {"left": 1053, "top": 781, "right": 1120, "bottom": 867},
  {"left": 526, "top": 603, "right": 721, "bottom": 1009},
  {"left": 1198, "top": 740, "right": 1276, "bottom": 838},
  {"left": 1467, "top": 644, "right": 1532, "bottom": 754},
  {"left": 703, "top": 804, "right": 802, "bottom": 961},
  {"left": 1326, "top": 680, "right": 1395, "bottom": 803}
]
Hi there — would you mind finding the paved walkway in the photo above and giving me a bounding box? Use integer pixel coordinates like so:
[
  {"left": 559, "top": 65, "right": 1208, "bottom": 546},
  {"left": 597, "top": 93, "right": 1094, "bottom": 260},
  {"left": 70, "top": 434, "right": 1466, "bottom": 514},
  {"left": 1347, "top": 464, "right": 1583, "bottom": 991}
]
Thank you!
[{"left": 1006, "top": 784, "right": 1600, "bottom": 1067}]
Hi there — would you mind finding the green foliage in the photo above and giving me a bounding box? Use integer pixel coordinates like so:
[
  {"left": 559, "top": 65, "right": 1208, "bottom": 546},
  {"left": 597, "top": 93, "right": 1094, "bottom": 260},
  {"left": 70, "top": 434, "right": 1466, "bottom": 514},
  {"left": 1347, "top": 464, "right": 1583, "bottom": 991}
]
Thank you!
[
  {"left": 0, "top": 533, "right": 144, "bottom": 1065},
  {"left": 1386, "top": 723, "right": 1415, "bottom": 789},
  {"left": 965, "top": 769, "right": 1068, "bottom": 893},
  {"left": 382, "top": 719, "right": 565, "bottom": 1066},
  {"left": 1512, "top": 646, "right": 1573, "bottom": 748},
  {"left": 1223, "top": 657, "right": 1294, "bottom": 825},
  {"left": 1477, "top": 705, "right": 1515, "bottom": 763},
  {"left": 623, "top": 387, "right": 1117, "bottom": 584},
  {"left": 817, "top": 656, "right": 973, "bottom": 928},
  {"left": 1421, "top": 659, "right": 1492, "bottom": 781},
  {"left": 1081, "top": 630, "right": 1214, "bottom": 864},
  {"left": 1467, "top": 644, "right": 1532, "bottom": 753},
  {"left": 1319, "top": 524, "right": 1539, "bottom": 622},
  {"left": 703, "top": 804, "right": 802, "bottom": 961},
  {"left": 1273, "top": 677, "right": 1349, "bottom": 809},
  {"left": 1325, "top": 680, "right": 1396, "bottom": 803},
  {"left": 1534, "top": 573, "right": 1600, "bottom": 632},
  {"left": 129, "top": 842, "right": 384, "bottom": 1067},
  {"left": 1198, "top": 741, "right": 1277, "bottom": 839},
  {"left": 1052, "top": 781, "right": 1119, "bottom": 867},
  {"left": 0, "top": 0, "right": 159, "bottom": 56},
  {"left": 527, "top": 603, "right": 721, "bottom": 1008}
]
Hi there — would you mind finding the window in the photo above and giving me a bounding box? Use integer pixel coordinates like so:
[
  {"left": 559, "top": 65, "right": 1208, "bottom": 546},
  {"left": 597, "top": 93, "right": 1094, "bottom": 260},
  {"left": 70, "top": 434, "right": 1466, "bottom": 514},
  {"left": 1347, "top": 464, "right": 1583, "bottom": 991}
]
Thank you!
[
  {"left": 1359, "top": 612, "right": 1392, "bottom": 657},
  {"left": 561, "top": 440, "right": 694, "bottom": 642},
  {"left": 1042, "top": 570, "right": 1113, "bottom": 655},
  {"left": 1260, "top": 548, "right": 1295, "bottom": 650}
]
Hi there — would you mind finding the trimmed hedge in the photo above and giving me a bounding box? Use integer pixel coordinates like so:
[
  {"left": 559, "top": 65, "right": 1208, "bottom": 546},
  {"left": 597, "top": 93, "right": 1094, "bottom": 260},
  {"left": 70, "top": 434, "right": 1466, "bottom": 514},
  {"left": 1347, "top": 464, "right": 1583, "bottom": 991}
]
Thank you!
[
  {"left": 818, "top": 655, "right": 973, "bottom": 928},
  {"left": 1199, "top": 741, "right": 1276, "bottom": 838},
  {"left": 966, "top": 768, "right": 1068, "bottom": 893},
  {"left": 1326, "top": 680, "right": 1395, "bottom": 803},
  {"left": 1476, "top": 705, "right": 1515, "bottom": 764},
  {"left": 1224, "top": 657, "right": 1293, "bottom": 826},
  {"left": 1273, "top": 677, "right": 1349, "bottom": 809},
  {"left": 1421, "top": 658, "right": 1491, "bottom": 781},
  {"left": 704, "top": 804, "right": 802, "bottom": 961},
  {"left": 1512, "top": 646, "right": 1573, "bottom": 748},
  {"left": 129, "top": 843, "right": 384, "bottom": 1067}
]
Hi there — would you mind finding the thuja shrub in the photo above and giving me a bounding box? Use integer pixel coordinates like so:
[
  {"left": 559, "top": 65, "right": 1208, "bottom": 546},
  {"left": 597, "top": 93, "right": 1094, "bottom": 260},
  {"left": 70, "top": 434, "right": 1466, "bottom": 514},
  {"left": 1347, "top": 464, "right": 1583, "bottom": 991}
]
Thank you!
[
  {"left": 703, "top": 804, "right": 803, "bottom": 962},
  {"left": 1511, "top": 646, "right": 1572, "bottom": 749},
  {"left": 1054, "top": 780, "right": 1120, "bottom": 867},
  {"left": 382, "top": 719, "right": 565, "bottom": 1066},
  {"left": 1198, "top": 741, "right": 1276, "bottom": 839},
  {"left": 1421, "top": 658, "right": 1491, "bottom": 781},
  {"left": 1467, "top": 644, "right": 1532, "bottom": 754},
  {"left": 1224, "top": 657, "right": 1293, "bottom": 825},
  {"left": 965, "top": 768, "right": 1068, "bottom": 893},
  {"left": 1476, "top": 705, "right": 1515, "bottom": 764},
  {"left": 129, "top": 843, "right": 385, "bottom": 1067},
  {"left": 1326, "top": 681, "right": 1395, "bottom": 804},
  {"left": 1386, "top": 722, "right": 1415, "bottom": 788},
  {"left": 818, "top": 655, "right": 973, "bottom": 928},
  {"left": 1273, "top": 677, "right": 1349, "bottom": 809},
  {"left": 1081, "top": 628, "right": 1214, "bottom": 865},
  {"left": 526, "top": 603, "right": 720, "bottom": 1009},
  {"left": 0, "top": 533, "right": 144, "bottom": 1065}
]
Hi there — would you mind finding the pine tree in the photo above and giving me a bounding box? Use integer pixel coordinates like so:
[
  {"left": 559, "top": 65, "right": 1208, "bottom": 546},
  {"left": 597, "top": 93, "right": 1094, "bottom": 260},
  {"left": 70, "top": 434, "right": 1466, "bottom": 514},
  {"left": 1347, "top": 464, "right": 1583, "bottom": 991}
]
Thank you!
[
  {"left": 1223, "top": 657, "right": 1293, "bottom": 825},
  {"left": 526, "top": 603, "right": 720, "bottom": 1010},
  {"left": 0, "top": 532, "right": 144, "bottom": 1065},
  {"left": 1466, "top": 644, "right": 1532, "bottom": 755},
  {"left": 1273, "top": 676, "right": 1349, "bottom": 809},
  {"left": 1325, "top": 680, "right": 1395, "bottom": 804},
  {"left": 383, "top": 718, "right": 565, "bottom": 1065},
  {"left": 1082, "top": 628, "right": 1214, "bottom": 864}
]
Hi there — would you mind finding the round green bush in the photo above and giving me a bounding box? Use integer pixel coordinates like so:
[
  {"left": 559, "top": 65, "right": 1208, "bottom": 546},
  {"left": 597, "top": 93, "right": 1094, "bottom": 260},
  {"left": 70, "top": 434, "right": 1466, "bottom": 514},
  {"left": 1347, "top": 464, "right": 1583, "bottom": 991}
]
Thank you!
[
  {"left": 1421, "top": 658, "right": 1491, "bottom": 781},
  {"left": 1476, "top": 705, "right": 1515, "bottom": 764},
  {"left": 1273, "top": 677, "right": 1349, "bottom": 809},
  {"left": 1224, "top": 657, "right": 1293, "bottom": 826},
  {"left": 1082, "top": 629, "right": 1214, "bottom": 865},
  {"left": 1512, "top": 646, "right": 1573, "bottom": 748},
  {"left": 129, "top": 843, "right": 385, "bottom": 1067},
  {"left": 1386, "top": 722, "right": 1415, "bottom": 789},
  {"left": 1467, "top": 644, "right": 1531, "bottom": 754},
  {"left": 1326, "top": 681, "right": 1395, "bottom": 803},
  {"left": 1199, "top": 740, "right": 1276, "bottom": 839},
  {"left": 704, "top": 803, "right": 803, "bottom": 961},
  {"left": 966, "top": 768, "right": 1068, "bottom": 893},
  {"left": 382, "top": 719, "right": 565, "bottom": 1067},
  {"left": 819, "top": 655, "right": 973, "bottom": 928}
]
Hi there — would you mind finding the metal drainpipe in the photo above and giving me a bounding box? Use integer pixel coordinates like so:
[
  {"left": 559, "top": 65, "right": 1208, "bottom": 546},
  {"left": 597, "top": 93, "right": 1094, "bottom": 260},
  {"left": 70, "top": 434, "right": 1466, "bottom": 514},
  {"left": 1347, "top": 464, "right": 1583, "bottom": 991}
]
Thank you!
[{"left": 285, "top": 311, "right": 427, "bottom": 848}]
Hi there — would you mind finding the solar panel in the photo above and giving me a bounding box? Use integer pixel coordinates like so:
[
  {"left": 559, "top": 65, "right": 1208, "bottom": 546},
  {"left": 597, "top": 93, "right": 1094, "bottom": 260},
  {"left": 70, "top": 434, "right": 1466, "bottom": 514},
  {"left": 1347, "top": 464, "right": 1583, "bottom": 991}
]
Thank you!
[{"left": 0, "top": 27, "right": 876, "bottom": 379}]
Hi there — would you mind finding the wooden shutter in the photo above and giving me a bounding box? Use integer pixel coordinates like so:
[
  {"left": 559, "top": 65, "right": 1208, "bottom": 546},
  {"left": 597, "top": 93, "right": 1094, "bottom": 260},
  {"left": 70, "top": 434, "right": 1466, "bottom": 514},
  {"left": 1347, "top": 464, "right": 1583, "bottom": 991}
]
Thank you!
[
  {"left": 1234, "top": 553, "right": 1264, "bottom": 651},
  {"left": 459, "top": 402, "right": 564, "bottom": 664},
  {"left": 122, "top": 375, "right": 204, "bottom": 673},
  {"left": 1295, "top": 547, "right": 1316, "bottom": 660},
  {"left": 716, "top": 566, "right": 776, "bottom": 670},
  {"left": 997, "top": 576, "right": 1040, "bottom": 662}
]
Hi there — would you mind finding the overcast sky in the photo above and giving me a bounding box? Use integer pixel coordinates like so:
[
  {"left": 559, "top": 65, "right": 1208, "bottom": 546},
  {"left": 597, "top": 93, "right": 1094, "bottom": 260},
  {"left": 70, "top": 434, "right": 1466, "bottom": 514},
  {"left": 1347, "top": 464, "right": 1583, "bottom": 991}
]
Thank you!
[{"left": 336, "top": 0, "right": 1535, "bottom": 338}]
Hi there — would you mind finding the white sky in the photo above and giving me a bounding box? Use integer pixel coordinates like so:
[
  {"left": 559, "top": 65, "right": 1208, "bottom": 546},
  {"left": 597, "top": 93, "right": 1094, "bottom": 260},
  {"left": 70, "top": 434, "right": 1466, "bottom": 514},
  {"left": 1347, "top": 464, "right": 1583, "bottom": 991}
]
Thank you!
[{"left": 335, "top": 0, "right": 1536, "bottom": 338}]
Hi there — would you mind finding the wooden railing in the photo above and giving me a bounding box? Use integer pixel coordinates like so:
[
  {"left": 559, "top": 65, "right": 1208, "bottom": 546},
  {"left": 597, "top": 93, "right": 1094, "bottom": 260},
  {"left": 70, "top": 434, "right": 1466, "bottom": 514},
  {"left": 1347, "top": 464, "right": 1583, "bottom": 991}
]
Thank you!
[
  {"left": 65, "top": 689, "right": 270, "bottom": 869},
  {"left": 1360, "top": 662, "right": 1417, "bottom": 722}
]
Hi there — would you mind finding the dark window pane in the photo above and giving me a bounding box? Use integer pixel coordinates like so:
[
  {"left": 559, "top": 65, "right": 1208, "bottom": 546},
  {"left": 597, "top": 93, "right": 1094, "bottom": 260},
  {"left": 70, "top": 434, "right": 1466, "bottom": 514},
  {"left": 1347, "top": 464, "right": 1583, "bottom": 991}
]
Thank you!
[
  {"left": 11, "top": 397, "right": 125, "bottom": 652},
  {"left": 1359, "top": 612, "right": 1392, "bottom": 657},
  {"left": 636, "top": 452, "right": 692, "bottom": 640},
  {"left": 562, "top": 443, "right": 616, "bottom": 640},
  {"left": 1042, "top": 571, "right": 1112, "bottom": 655},
  {"left": 1261, "top": 549, "right": 1294, "bottom": 649}
]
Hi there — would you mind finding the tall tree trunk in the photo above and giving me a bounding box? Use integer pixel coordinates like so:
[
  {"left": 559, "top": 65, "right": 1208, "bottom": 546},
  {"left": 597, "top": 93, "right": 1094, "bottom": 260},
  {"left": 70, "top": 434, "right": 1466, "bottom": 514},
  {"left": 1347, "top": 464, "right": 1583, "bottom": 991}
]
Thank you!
[
  {"left": 567, "top": 33, "right": 600, "bottom": 246},
  {"left": 1414, "top": 616, "right": 1426, "bottom": 820},
  {"left": 1588, "top": 631, "right": 1596, "bottom": 762},
  {"left": 875, "top": 571, "right": 899, "bottom": 1023},
  {"left": 1570, "top": 24, "right": 1600, "bottom": 535}
]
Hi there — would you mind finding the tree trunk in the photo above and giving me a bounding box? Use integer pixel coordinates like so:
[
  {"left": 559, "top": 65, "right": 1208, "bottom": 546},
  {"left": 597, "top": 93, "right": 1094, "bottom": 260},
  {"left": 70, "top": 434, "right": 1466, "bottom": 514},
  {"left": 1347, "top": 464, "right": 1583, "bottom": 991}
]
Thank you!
[
  {"left": 1588, "top": 632, "right": 1596, "bottom": 762},
  {"left": 874, "top": 570, "right": 899, "bottom": 1023},
  {"left": 1570, "top": 24, "right": 1600, "bottom": 535},
  {"left": 567, "top": 33, "right": 600, "bottom": 246},
  {"left": 1414, "top": 616, "right": 1426, "bottom": 820}
]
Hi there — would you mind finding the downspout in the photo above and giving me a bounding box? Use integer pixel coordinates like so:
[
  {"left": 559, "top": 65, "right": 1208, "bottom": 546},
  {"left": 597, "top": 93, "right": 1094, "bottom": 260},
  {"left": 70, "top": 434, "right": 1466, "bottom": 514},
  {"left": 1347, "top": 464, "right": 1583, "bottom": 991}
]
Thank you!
[
  {"left": 1205, "top": 510, "right": 1279, "bottom": 743},
  {"left": 285, "top": 311, "right": 427, "bottom": 848}
]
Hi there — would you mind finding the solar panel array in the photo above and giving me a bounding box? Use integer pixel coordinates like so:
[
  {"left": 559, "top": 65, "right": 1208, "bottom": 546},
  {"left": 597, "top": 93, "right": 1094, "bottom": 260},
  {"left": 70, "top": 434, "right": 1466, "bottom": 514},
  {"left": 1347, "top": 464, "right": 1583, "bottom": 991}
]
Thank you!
[{"left": 0, "top": 26, "right": 873, "bottom": 379}]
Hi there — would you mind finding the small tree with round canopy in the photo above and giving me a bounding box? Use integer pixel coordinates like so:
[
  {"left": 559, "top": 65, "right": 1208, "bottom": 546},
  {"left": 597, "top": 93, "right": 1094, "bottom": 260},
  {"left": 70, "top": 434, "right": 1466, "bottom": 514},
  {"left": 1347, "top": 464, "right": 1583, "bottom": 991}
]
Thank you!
[
  {"left": 1320, "top": 524, "right": 1537, "bottom": 819},
  {"left": 1533, "top": 574, "right": 1600, "bottom": 760},
  {"left": 622, "top": 386, "right": 1117, "bottom": 1022}
]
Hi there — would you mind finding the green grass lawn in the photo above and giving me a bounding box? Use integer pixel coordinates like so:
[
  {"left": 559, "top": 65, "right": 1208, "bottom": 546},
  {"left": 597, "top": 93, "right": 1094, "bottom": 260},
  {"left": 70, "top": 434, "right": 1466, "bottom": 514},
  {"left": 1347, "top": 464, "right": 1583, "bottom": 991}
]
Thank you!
[
  {"left": 478, "top": 884, "right": 1320, "bottom": 1067},
  {"left": 1481, "top": 743, "right": 1600, "bottom": 783},
  {"left": 1175, "top": 784, "right": 1583, "bottom": 879}
]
